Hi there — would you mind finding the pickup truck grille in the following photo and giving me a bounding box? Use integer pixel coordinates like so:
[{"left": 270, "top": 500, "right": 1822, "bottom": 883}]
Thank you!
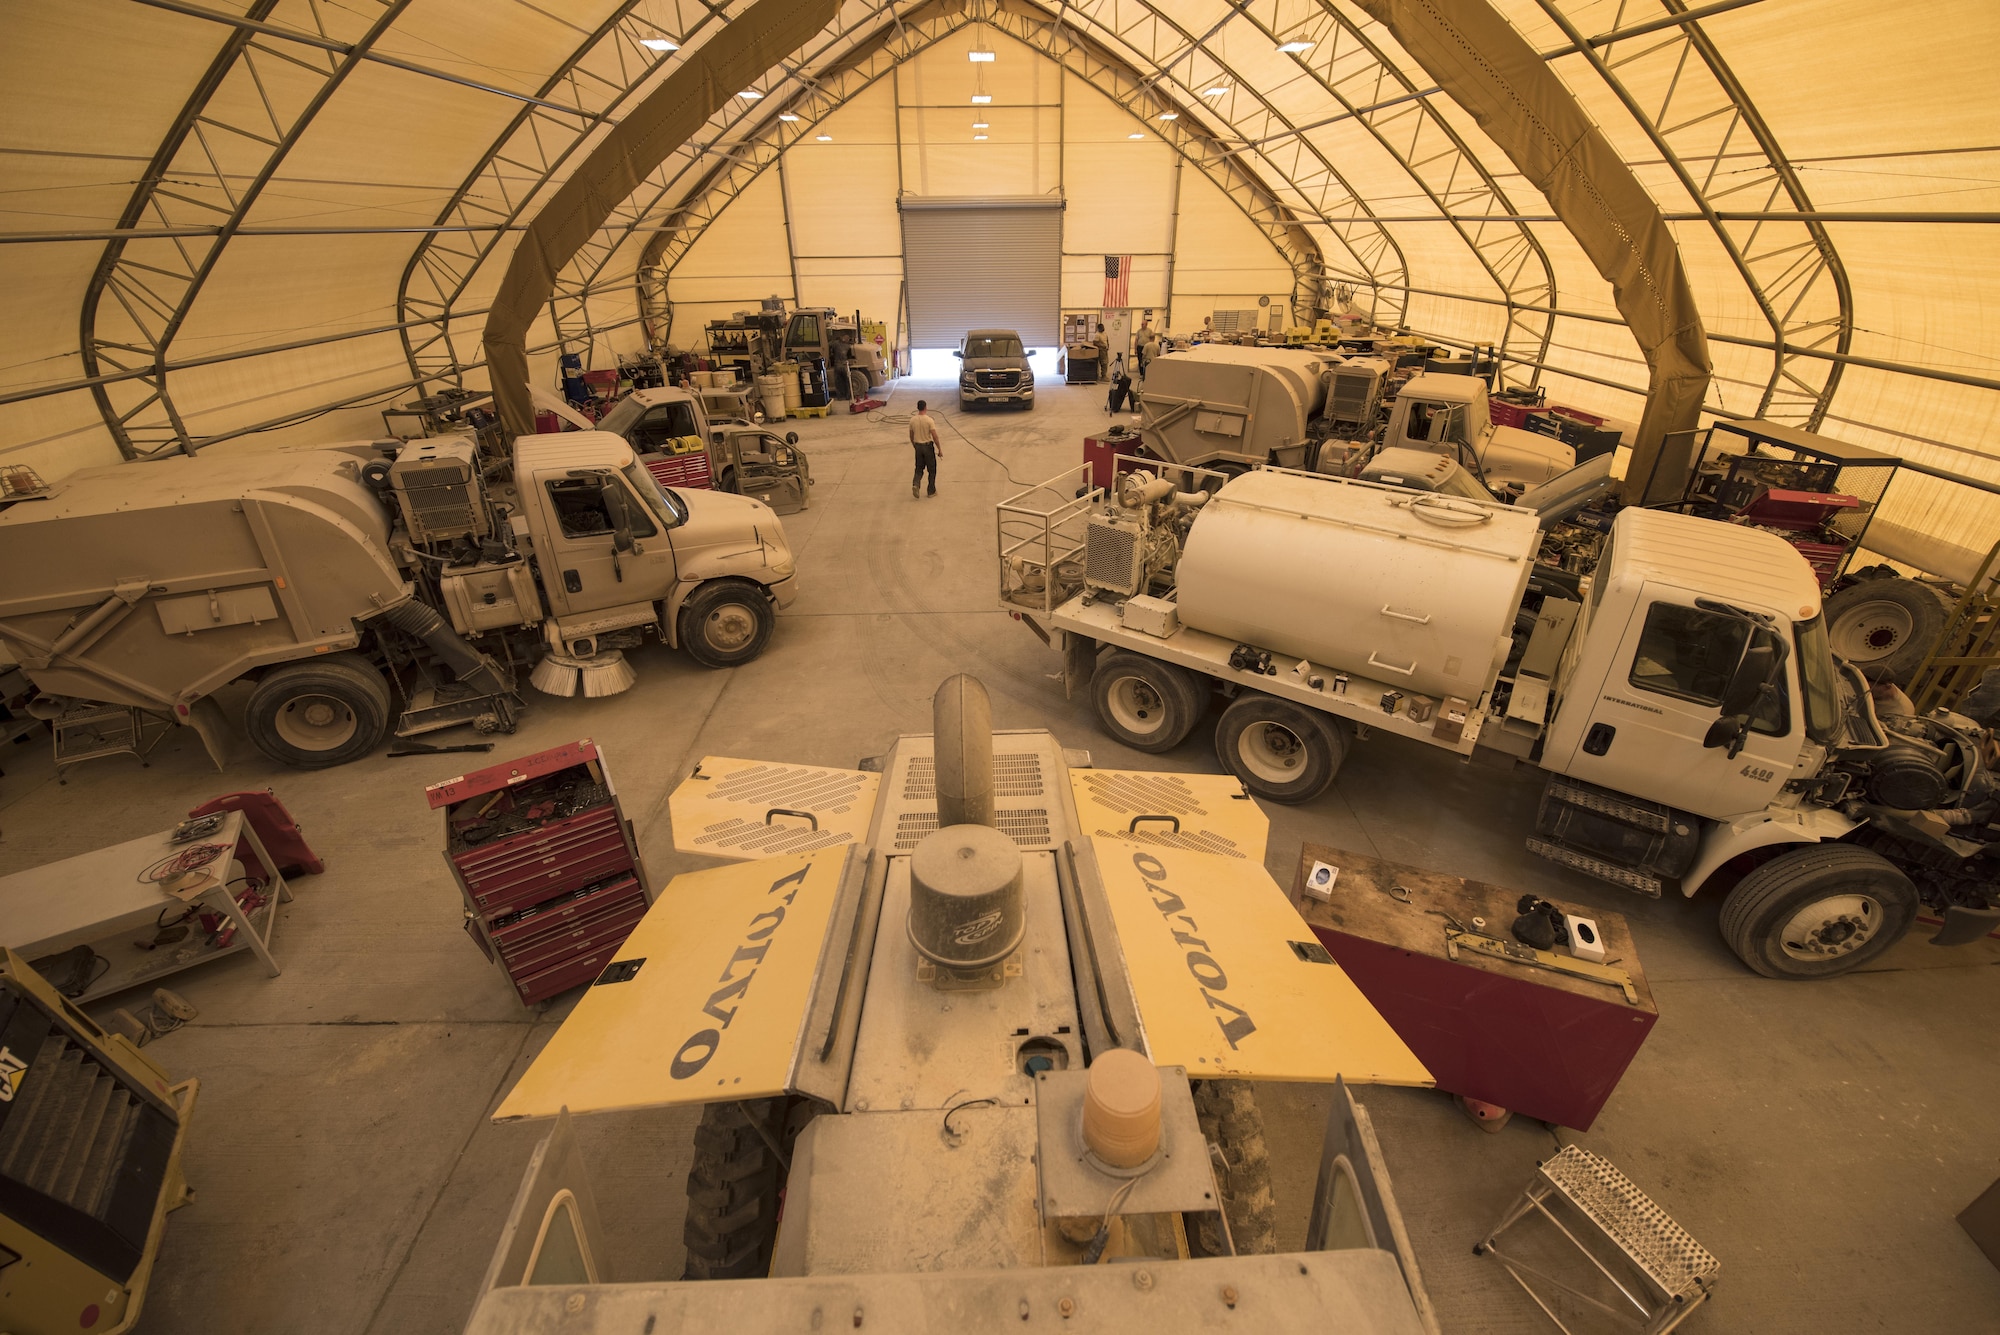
[{"left": 974, "top": 369, "right": 1021, "bottom": 390}]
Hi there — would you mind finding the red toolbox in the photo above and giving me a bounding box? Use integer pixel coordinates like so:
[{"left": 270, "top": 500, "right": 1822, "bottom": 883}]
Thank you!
[
  {"left": 1083, "top": 428, "right": 1158, "bottom": 492},
  {"left": 427, "top": 740, "right": 651, "bottom": 1006}
]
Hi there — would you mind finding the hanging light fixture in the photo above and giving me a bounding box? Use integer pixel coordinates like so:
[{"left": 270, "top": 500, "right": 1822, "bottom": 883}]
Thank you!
[
  {"left": 974, "top": 134, "right": 989, "bottom": 141},
  {"left": 1276, "top": 39, "right": 1314, "bottom": 54},
  {"left": 1158, "top": 111, "right": 1178, "bottom": 120},
  {"left": 740, "top": 89, "right": 764, "bottom": 99},
  {"left": 1202, "top": 85, "right": 1228, "bottom": 97},
  {"left": 816, "top": 134, "right": 832, "bottom": 142},
  {"left": 640, "top": 37, "right": 678, "bottom": 52},
  {"left": 1128, "top": 132, "right": 1145, "bottom": 140},
  {"left": 779, "top": 112, "right": 801, "bottom": 122}
]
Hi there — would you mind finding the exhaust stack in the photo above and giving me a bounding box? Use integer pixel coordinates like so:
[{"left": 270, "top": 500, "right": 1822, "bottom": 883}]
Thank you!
[{"left": 932, "top": 673, "right": 995, "bottom": 829}]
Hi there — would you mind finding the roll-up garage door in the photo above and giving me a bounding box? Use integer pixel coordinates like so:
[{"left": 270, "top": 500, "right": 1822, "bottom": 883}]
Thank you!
[{"left": 900, "top": 196, "right": 1062, "bottom": 347}]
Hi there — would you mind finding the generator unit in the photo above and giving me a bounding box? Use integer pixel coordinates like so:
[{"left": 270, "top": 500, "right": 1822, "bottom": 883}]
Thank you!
[
  {"left": 0, "top": 950, "right": 196, "bottom": 1335},
  {"left": 389, "top": 436, "right": 488, "bottom": 544},
  {"left": 1324, "top": 358, "right": 1390, "bottom": 431},
  {"left": 1084, "top": 509, "right": 1148, "bottom": 596}
]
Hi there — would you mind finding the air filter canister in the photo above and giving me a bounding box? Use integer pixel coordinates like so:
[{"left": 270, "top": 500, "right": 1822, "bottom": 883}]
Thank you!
[{"left": 908, "top": 823, "right": 1025, "bottom": 971}]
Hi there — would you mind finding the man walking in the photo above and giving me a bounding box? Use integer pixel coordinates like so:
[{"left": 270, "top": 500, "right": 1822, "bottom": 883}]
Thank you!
[{"left": 909, "top": 398, "right": 941, "bottom": 498}]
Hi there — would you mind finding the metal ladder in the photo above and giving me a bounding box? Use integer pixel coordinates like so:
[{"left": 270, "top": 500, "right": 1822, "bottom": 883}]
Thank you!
[{"left": 1475, "top": 1144, "right": 1719, "bottom": 1333}]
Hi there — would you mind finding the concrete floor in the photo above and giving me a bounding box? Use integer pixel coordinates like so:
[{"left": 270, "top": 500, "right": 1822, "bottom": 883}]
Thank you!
[{"left": 3, "top": 372, "right": 1998, "bottom": 1334}]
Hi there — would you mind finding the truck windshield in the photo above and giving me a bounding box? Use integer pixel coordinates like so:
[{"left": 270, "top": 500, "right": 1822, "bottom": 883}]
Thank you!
[
  {"left": 964, "top": 336, "right": 1023, "bottom": 359},
  {"left": 623, "top": 462, "right": 686, "bottom": 528},
  {"left": 1795, "top": 615, "right": 1840, "bottom": 744},
  {"left": 596, "top": 396, "right": 644, "bottom": 437}
]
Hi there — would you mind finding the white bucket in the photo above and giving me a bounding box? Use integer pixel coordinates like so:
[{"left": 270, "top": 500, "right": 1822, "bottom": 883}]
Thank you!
[
  {"left": 777, "top": 360, "right": 803, "bottom": 411},
  {"left": 756, "top": 372, "right": 789, "bottom": 420}
]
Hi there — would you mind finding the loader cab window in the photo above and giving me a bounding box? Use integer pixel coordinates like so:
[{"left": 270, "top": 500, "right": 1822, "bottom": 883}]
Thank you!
[
  {"left": 1628, "top": 602, "right": 1788, "bottom": 735},
  {"left": 545, "top": 476, "right": 657, "bottom": 540},
  {"left": 1406, "top": 400, "right": 1433, "bottom": 442},
  {"left": 787, "top": 314, "right": 821, "bottom": 349}
]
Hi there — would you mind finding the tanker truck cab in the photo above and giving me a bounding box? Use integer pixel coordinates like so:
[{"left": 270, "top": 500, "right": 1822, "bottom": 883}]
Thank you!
[
  {"left": 1386, "top": 375, "right": 1574, "bottom": 494},
  {"left": 1539, "top": 509, "right": 1826, "bottom": 822},
  {"left": 511, "top": 433, "right": 797, "bottom": 668}
]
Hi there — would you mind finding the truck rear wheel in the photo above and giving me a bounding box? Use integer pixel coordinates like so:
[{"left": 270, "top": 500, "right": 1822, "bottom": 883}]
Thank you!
[
  {"left": 1718, "top": 844, "right": 1920, "bottom": 979},
  {"left": 1213, "top": 693, "right": 1345, "bottom": 803},
  {"left": 243, "top": 655, "right": 392, "bottom": 769},
  {"left": 1824, "top": 576, "right": 1952, "bottom": 687},
  {"left": 680, "top": 580, "right": 775, "bottom": 669},
  {"left": 1092, "top": 652, "right": 1203, "bottom": 753}
]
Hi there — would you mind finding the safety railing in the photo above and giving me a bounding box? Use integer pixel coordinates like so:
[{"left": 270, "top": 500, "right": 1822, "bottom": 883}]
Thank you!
[{"left": 997, "top": 463, "right": 1100, "bottom": 620}]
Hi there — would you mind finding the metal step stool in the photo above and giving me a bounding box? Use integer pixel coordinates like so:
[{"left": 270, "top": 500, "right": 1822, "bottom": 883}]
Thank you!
[{"left": 1474, "top": 1144, "right": 1719, "bottom": 1333}]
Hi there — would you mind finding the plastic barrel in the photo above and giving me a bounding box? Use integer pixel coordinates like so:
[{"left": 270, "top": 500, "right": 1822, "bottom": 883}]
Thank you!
[{"left": 757, "top": 372, "right": 789, "bottom": 420}]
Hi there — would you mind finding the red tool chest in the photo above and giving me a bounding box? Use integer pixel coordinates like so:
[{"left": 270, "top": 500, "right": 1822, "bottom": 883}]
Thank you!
[
  {"left": 646, "top": 446, "right": 713, "bottom": 491},
  {"left": 427, "top": 740, "right": 651, "bottom": 1006}
]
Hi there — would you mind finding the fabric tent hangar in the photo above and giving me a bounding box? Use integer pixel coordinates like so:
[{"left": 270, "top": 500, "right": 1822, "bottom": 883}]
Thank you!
[{"left": 0, "top": 0, "right": 1995, "bottom": 548}]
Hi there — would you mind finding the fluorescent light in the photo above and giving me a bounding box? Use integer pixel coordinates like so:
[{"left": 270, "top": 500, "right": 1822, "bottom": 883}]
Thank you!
[
  {"left": 971, "top": 93, "right": 992, "bottom": 104},
  {"left": 815, "top": 134, "right": 831, "bottom": 142},
  {"left": 1277, "top": 40, "right": 1314, "bottom": 53},
  {"left": 968, "top": 50, "right": 995, "bottom": 62},
  {"left": 740, "top": 89, "right": 763, "bottom": 99},
  {"left": 1158, "top": 111, "right": 1178, "bottom": 120},
  {"left": 778, "top": 112, "right": 800, "bottom": 122},
  {"left": 1202, "top": 86, "right": 1228, "bottom": 96},
  {"left": 640, "top": 37, "right": 678, "bottom": 52},
  {"left": 972, "top": 120, "right": 988, "bottom": 128},
  {"left": 1128, "top": 132, "right": 1144, "bottom": 140},
  {"left": 973, "top": 134, "right": 988, "bottom": 141}
]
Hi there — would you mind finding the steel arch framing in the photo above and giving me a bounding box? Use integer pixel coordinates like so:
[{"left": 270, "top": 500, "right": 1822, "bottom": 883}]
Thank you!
[
  {"left": 1534, "top": 0, "right": 1853, "bottom": 427},
  {"left": 79, "top": 0, "right": 408, "bottom": 460}
]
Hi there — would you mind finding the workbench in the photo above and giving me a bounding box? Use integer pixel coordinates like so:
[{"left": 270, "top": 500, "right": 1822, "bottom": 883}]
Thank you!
[
  {"left": 0, "top": 809, "right": 292, "bottom": 1004},
  {"left": 1292, "top": 843, "right": 1656, "bottom": 1130}
]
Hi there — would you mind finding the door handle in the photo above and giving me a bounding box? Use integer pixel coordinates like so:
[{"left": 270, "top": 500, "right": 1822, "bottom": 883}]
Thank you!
[
  {"left": 563, "top": 569, "right": 582, "bottom": 594},
  {"left": 1583, "top": 722, "right": 1616, "bottom": 755}
]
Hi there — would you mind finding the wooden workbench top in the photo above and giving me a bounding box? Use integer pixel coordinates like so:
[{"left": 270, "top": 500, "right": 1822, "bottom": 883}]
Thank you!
[{"left": 1291, "top": 842, "right": 1655, "bottom": 1014}]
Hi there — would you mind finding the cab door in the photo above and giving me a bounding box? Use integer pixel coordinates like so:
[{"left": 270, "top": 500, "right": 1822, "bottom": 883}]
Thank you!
[
  {"left": 529, "top": 469, "right": 676, "bottom": 616},
  {"left": 1550, "top": 585, "right": 1798, "bottom": 818}
]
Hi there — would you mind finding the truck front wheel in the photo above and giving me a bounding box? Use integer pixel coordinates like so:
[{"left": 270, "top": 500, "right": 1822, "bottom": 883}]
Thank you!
[
  {"left": 680, "top": 580, "right": 775, "bottom": 669},
  {"left": 1092, "top": 652, "right": 1203, "bottom": 753},
  {"left": 1214, "top": 693, "right": 1345, "bottom": 803},
  {"left": 1718, "top": 845, "right": 1920, "bottom": 979},
  {"left": 244, "top": 655, "right": 392, "bottom": 768}
]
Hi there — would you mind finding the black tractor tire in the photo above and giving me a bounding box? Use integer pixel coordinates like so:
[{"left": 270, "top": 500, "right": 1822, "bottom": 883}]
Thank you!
[
  {"left": 1187, "top": 1080, "right": 1278, "bottom": 1257},
  {"left": 681, "top": 1098, "right": 815, "bottom": 1280},
  {"left": 243, "top": 654, "right": 393, "bottom": 769},
  {"left": 1213, "top": 693, "right": 1346, "bottom": 803},
  {"left": 1823, "top": 576, "right": 1952, "bottom": 687},
  {"left": 679, "top": 580, "right": 776, "bottom": 669},
  {"left": 1718, "top": 844, "right": 1920, "bottom": 979},
  {"left": 1091, "top": 652, "right": 1204, "bottom": 753}
]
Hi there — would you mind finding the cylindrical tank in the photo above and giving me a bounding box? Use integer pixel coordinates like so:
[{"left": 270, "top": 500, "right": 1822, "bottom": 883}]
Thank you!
[
  {"left": 1175, "top": 469, "right": 1541, "bottom": 701},
  {"left": 907, "top": 823, "right": 1025, "bottom": 972}
]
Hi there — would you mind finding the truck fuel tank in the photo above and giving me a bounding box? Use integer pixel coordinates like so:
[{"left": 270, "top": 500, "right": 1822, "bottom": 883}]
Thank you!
[{"left": 1175, "top": 469, "right": 1541, "bottom": 704}]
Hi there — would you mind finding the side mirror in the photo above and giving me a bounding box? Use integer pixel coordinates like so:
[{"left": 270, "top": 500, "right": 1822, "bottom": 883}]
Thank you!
[
  {"left": 1703, "top": 636, "right": 1785, "bottom": 758},
  {"left": 952, "top": 350, "right": 964, "bottom": 358},
  {"left": 786, "top": 431, "right": 799, "bottom": 445},
  {"left": 600, "top": 479, "right": 637, "bottom": 554}
]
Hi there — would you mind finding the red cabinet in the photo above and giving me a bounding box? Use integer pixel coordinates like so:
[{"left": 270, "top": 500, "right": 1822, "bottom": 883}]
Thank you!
[{"left": 427, "top": 740, "right": 650, "bottom": 1006}]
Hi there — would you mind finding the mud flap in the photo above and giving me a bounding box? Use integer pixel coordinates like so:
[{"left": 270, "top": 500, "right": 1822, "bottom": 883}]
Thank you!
[
  {"left": 476, "top": 1109, "right": 609, "bottom": 1292},
  {"left": 185, "top": 696, "right": 234, "bottom": 771},
  {"left": 1309, "top": 1077, "right": 1443, "bottom": 1334},
  {"left": 1062, "top": 631, "right": 1097, "bottom": 700},
  {"left": 1930, "top": 904, "right": 2000, "bottom": 948},
  {"left": 494, "top": 846, "right": 865, "bottom": 1120},
  {"left": 1084, "top": 838, "right": 1431, "bottom": 1086}
]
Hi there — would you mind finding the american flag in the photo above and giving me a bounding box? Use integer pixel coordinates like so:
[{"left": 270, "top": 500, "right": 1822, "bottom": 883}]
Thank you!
[{"left": 1103, "top": 255, "right": 1131, "bottom": 307}]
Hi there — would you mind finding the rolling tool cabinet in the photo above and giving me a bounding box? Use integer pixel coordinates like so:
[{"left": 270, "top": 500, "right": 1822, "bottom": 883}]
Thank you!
[{"left": 428, "top": 741, "right": 651, "bottom": 1007}]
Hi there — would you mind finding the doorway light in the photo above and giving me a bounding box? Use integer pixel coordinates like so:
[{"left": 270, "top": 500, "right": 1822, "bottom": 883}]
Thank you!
[
  {"left": 1276, "top": 40, "right": 1314, "bottom": 54},
  {"left": 640, "top": 37, "right": 678, "bottom": 52}
]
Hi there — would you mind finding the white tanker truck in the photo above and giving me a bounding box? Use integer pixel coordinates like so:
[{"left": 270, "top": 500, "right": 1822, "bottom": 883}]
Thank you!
[{"left": 997, "top": 458, "right": 1999, "bottom": 980}]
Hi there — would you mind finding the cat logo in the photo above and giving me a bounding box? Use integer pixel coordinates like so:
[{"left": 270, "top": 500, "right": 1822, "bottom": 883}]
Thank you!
[{"left": 0, "top": 1045, "right": 26, "bottom": 1103}]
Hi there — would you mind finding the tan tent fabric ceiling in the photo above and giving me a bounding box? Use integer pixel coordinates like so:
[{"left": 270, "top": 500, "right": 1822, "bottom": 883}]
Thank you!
[{"left": 1, "top": 0, "right": 1996, "bottom": 541}]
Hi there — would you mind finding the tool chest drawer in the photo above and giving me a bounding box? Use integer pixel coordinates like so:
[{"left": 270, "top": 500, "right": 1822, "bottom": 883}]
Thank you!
[{"left": 428, "top": 740, "right": 651, "bottom": 1009}]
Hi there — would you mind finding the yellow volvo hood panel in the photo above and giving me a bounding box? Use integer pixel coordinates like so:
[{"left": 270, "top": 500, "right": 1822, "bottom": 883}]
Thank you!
[
  {"left": 495, "top": 848, "right": 853, "bottom": 1121},
  {"left": 668, "top": 756, "right": 879, "bottom": 860},
  {"left": 1070, "top": 769, "right": 1270, "bottom": 863},
  {"left": 1090, "top": 839, "right": 1432, "bottom": 1087}
]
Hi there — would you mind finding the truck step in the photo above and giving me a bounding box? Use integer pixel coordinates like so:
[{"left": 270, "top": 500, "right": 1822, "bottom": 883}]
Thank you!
[
  {"left": 1543, "top": 777, "right": 1678, "bottom": 835},
  {"left": 1526, "top": 837, "right": 1666, "bottom": 898}
]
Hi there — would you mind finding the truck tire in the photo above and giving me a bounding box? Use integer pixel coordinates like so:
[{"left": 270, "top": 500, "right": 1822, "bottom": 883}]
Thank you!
[
  {"left": 1213, "top": 693, "right": 1345, "bottom": 803},
  {"left": 681, "top": 1098, "right": 814, "bottom": 1280},
  {"left": 1718, "top": 844, "right": 1920, "bottom": 979},
  {"left": 243, "top": 655, "right": 392, "bottom": 769},
  {"left": 1092, "top": 652, "right": 1203, "bottom": 753},
  {"left": 680, "top": 580, "right": 775, "bottom": 669},
  {"left": 1824, "top": 577, "right": 1952, "bottom": 686},
  {"left": 1187, "top": 1080, "right": 1278, "bottom": 1257},
  {"left": 717, "top": 467, "right": 737, "bottom": 495}
]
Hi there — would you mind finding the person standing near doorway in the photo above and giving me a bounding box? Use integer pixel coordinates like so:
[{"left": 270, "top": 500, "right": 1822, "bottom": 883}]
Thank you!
[{"left": 909, "top": 399, "right": 941, "bottom": 498}]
